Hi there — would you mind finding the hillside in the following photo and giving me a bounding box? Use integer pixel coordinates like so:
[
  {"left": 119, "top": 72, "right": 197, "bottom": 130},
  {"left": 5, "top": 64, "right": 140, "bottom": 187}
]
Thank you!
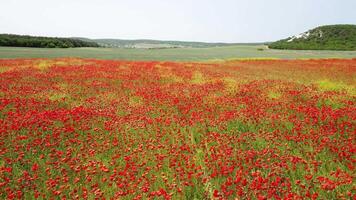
[
  {"left": 75, "top": 37, "right": 262, "bottom": 49},
  {"left": 0, "top": 34, "right": 262, "bottom": 49},
  {"left": 269, "top": 25, "right": 356, "bottom": 51},
  {"left": 0, "top": 34, "right": 99, "bottom": 48}
]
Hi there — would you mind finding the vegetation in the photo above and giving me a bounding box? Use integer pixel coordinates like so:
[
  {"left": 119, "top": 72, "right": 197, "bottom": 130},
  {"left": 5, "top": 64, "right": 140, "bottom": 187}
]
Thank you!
[
  {"left": 269, "top": 25, "right": 356, "bottom": 51},
  {"left": 1, "top": 45, "right": 356, "bottom": 61},
  {"left": 0, "top": 58, "right": 355, "bottom": 199},
  {"left": 0, "top": 34, "right": 99, "bottom": 48}
]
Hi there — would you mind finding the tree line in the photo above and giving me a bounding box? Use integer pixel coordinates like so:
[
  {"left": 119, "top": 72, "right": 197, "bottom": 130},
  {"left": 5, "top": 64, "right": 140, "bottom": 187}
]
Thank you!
[{"left": 0, "top": 34, "right": 100, "bottom": 48}]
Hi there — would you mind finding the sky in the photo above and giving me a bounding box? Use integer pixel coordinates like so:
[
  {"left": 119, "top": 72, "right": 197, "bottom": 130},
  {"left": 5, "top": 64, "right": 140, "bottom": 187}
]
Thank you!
[{"left": 0, "top": 0, "right": 355, "bottom": 43}]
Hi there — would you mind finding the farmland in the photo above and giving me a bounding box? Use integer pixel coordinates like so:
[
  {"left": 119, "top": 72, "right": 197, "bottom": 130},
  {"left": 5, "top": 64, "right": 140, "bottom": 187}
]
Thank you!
[
  {"left": 0, "top": 58, "right": 355, "bottom": 199},
  {"left": 1, "top": 45, "right": 356, "bottom": 61}
]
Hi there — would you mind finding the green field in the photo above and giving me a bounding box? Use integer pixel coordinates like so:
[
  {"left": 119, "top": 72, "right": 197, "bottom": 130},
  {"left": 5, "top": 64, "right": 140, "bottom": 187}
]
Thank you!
[{"left": 0, "top": 45, "right": 356, "bottom": 61}]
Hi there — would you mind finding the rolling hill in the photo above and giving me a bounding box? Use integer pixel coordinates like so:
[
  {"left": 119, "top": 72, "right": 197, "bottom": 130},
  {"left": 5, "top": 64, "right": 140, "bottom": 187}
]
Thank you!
[
  {"left": 269, "top": 24, "right": 356, "bottom": 51},
  {"left": 1, "top": 34, "right": 254, "bottom": 49},
  {"left": 74, "top": 38, "right": 263, "bottom": 49}
]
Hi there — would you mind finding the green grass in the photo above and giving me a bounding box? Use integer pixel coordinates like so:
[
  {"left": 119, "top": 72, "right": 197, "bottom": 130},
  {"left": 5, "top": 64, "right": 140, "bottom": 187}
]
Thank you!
[{"left": 0, "top": 45, "right": 355, "bottom": 61}]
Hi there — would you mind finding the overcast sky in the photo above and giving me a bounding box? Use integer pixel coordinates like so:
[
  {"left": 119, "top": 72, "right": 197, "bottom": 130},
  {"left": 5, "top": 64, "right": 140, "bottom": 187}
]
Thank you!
[{"left": 1, "top": 0, "right": 355, "bottom": 43}]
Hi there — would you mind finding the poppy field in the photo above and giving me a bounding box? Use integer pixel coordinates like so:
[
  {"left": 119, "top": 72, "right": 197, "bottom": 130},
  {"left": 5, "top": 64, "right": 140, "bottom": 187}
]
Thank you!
[{"left": 0, "top": 58, "right": 355, "bottom": 199}]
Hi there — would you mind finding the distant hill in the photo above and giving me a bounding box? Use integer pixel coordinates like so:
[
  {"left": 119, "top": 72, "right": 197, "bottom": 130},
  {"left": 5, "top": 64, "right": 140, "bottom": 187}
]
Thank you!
[
  {"left": 0, "top": 34, "right": 264, "bottom": 49},
  {"left": 75, "top": 38, "right": 262, "bottom": 49},
  {"left": 269, "top": 25, "right": 356, "bottom": 51},
  {"left": 0, "top": 34, "right": 99, "bottom": 48}
]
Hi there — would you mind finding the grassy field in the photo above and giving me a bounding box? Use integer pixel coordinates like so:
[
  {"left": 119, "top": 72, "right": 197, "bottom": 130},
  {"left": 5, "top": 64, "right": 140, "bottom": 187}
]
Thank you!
[{"left": 0, "top": 45, "right": 356, "bottom": 61}]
